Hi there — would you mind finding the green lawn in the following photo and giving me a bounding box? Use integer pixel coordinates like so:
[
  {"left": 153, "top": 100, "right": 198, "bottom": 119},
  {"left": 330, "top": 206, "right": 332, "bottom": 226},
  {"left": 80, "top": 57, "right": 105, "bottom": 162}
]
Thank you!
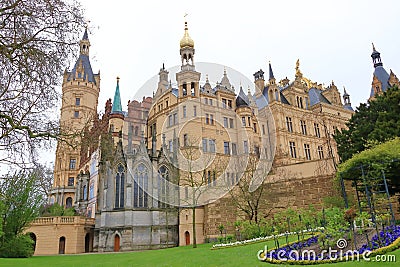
[{"left": 0, "top": 237, "right": 398, "bottom": 267}]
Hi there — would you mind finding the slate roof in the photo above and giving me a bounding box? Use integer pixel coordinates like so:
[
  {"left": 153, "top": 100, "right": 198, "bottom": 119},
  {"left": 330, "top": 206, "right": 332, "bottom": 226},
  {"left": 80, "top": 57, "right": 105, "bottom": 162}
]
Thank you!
[
  {"left": 308, "top": 87, "right": 331, "bottom": 106},
  {"left": 370, "top": 66, "right": 390, "bottom": 97},
  {"left": 67, "top": 54, "right": 97, "bottom": 84}
]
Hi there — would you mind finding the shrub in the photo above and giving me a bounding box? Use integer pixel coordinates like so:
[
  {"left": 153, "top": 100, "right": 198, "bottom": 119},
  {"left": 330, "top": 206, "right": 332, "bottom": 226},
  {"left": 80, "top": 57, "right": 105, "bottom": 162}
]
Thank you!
[{"left": 0, "top": 234, "right": 34, "bottom": 258}]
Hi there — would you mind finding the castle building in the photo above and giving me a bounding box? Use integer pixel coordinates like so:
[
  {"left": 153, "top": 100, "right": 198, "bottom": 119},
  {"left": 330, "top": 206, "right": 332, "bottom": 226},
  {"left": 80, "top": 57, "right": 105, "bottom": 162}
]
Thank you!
[
  {"left": 369, "top": 43, "right": 399, "bottom": 100},
  {"left": 50, "top": 29, "right": 100, "bottom": 207},
  {"left": 40, "top": 22, "right": 356, "bottom": 254}
]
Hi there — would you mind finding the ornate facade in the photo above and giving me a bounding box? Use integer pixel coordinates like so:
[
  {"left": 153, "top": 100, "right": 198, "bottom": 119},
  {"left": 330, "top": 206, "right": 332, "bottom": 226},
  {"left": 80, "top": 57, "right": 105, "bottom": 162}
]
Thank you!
[{"left": 47, "top": 22, "right": 356, "bottom": 253}]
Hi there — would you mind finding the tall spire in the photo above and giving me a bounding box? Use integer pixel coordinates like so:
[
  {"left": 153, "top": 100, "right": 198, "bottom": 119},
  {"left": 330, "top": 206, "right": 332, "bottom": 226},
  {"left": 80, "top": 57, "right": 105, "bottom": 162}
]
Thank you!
[
  {"left": 268, "top": 61, "right": 275, "bottom": 80},
  {"left": 82, "top": 27, "right": 89, "bottom": 40},
  {"left": 371, "top": 43, "right": 383, "bottom": 68},
  {"left": 112, "top": 77, "right": 123, "bottom": 114}
]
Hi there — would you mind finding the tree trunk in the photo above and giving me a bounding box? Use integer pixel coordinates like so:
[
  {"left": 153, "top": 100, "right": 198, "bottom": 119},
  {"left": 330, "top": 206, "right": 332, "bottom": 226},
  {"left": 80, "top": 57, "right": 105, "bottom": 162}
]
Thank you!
[{"left": 192, "top": 206, "right": 197, "bottom": 248}]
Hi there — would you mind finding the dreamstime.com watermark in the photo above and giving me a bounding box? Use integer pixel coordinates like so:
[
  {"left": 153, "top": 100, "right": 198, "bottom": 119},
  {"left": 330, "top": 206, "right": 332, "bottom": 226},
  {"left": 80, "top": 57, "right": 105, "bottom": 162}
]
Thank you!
[{"left": 257, "top": 238, "right": 397, "bottom": 262}]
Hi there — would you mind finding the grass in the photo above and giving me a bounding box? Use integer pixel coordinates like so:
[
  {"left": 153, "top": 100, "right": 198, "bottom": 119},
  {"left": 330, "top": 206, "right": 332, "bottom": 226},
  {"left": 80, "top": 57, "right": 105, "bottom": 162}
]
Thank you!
[{"left": 0, "top": 236, "right": 398, "bottom": 267}]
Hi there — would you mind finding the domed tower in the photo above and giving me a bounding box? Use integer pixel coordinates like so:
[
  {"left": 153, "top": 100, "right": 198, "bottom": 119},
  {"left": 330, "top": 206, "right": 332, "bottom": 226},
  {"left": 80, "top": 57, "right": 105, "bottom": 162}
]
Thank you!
[
  {"left": 51, "top": 28, "right": 100, "bottom": 206},
  {"left": 176, "top": 21, "right": 201, "bottom": 99}
]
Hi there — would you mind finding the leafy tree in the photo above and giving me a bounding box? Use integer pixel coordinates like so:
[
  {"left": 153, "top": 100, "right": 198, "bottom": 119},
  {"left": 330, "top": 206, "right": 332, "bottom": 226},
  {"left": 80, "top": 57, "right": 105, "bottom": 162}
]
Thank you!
[
  {"left": 334, "top": 86, "right": 400, "bottom": 162},
  {"left": 0, "top": 170, "right": 44, "bottom": 257},
  {"left": 337, "top": 138, "right": 400, "bottom": 210},
  {"left": 0, "top": 0, "right": 85, "bottom": 168}
]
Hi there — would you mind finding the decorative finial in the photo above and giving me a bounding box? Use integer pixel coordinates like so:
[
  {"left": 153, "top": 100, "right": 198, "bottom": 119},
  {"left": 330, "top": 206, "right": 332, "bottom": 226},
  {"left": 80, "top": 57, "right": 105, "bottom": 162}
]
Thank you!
[
  {"left": 206, "top": 74, "right": 209, "bottom": 82},
  {"left": 224, "top": 67, "right": 227, "bottom": 76},
  {"left": 247, "top": 85, "right": 251, "bottom": 95},
  {"left": 116, "top": 76, "right": 120, "bottom": 84},
  {"left": 162, "top": 63, "right": 165, "bottom": 70},
  {"left": 372, "top": 42, "right": 376, "bottom": 51}
]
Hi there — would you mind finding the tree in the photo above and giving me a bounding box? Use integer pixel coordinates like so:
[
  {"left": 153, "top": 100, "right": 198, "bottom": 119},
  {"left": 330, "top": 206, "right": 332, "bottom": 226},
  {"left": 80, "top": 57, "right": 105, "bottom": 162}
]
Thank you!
[
  {"left": 337, "top": 137, "right": 400, "bottom": 207},
  {"left": 334, "top": 86, "right": 400, "bottom": 162},
  {"left": 0, "top": 0, "right": 85, "bottom": 168},
  {"left": 178, "top": 135, "right": 226, "bottom": 248},
  {"left": 0, "top": 170, "right": 44, "bottom": 257}
]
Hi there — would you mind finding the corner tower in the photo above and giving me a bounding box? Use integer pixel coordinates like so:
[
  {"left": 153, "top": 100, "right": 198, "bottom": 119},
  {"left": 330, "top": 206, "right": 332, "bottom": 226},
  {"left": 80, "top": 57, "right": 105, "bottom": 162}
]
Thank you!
[
  {"left": 51, "top": 28, "right": 100, "bottom": 206},
  {"left": 176, "top": 21, "right": 201, "bottom": 99}
]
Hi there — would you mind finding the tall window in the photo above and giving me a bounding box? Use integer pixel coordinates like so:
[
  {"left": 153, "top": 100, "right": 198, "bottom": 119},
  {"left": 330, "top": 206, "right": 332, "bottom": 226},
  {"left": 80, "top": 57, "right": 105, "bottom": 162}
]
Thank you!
[
  {"left": 286, "top": 117, "right": 293, "bottom": 133},
  {"left": 74, "top": 111, "right": 79, "bottom": 118},
  {"left": 228, "top": 100, "right": 232, "bottom": 109},
  {"left": 253, "top": 123, "right": 257, "bottom": 133},
  {"left": 300, "top": 120, "right": 307, "bottom": 135},
  {"left": 183, "top": 106, "right": 186, "bottom": 118},
  {"left": 289, "top": 141, "right": 297, "bottom": 158},
  {"left": 205, "top": 114, "right": 210, "bottom": 124},
  {"left": 223, "top": 117, "right": 228, "bottom": 128},
  {"left": 68, "top": 177, "right": 74, "bottom": 186},
  {"left": 209, "top": 99, "right": 213, "bottom": 106},
  {"left": 183, "top": 134, "right": 188, "bottom": 146},
  {"left": 69, "top": 159, "right": 76, "bottom": 170},
  {"left": 318, "top": 145, "right": 324, "bottom": 159},
  {"left": 210, "top": 114, "right": 214, "bottom": 125},
  {"left": 115, "top": 165, "right": 125, "bottom": 208},
  {"left": 83, "top": 185, "right": 87, "bottom": 200},
  {"left": 168, "top": 115, "right": 173, "bottom": 127},
  {"left": 193, "top": 106, "right": 197, "bottom": 117},
  {"left": 202, "top": 138, "right": 208, "bottom": 152},
  {"left": 173, "top": 113, "right": 178, "bottom": 125},
  {"left": 262, "top": 124, "right": 266, "bottom": 135},
  {"left": 158, "top": 166, "right": 169, "bottom": 208},
  {"left": 222, "top": 99, "right": 227, "bottom": 108},
  {"left": 304, "top": 144, "right": 311, "bottom": 160},
  {"left": 134, "top": 163, "right": 148, "bottom": 208},
  {"left": 241, "top": 117, "right": 246, "bottom": 127},
  {"left": 231, "top": 143, "right": 237, "bottom": 155},
  {"left": 209, "top": 139, "right": 216, "bottom": 153},
  {"left": 224, "top": 141, "right": 230, "bottom": 155},
  {"left": 229, "top": 118, "right": 234, "bottom": 128},
  {"left": 75, "top": 98, "right": 80, "bottom": 106},
  {"left": 314, "top": 123, "right": 321, "bottom": 138},
  {"left": 89, "top": 181, "right": 95, "bottom": 199},
  {"left": 243, "top": 140, "right": 249, "bottom": 154}
]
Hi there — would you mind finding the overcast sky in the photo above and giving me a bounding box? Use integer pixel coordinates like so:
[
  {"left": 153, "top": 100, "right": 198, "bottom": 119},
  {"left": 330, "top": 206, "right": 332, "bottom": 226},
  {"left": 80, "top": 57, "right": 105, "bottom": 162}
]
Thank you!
[{"left": 77, "top": 0, "right": 400, "bottom": 111}]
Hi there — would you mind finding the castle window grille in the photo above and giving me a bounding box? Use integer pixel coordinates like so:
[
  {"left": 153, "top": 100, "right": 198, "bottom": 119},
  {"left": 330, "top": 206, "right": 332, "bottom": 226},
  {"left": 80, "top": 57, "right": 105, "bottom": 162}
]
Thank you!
[
  {"left": 134, "top": 163, "right": 148, "bottom": 208},
  {"left": 115, "top": 165, "right": 125, "bottom": 208}
]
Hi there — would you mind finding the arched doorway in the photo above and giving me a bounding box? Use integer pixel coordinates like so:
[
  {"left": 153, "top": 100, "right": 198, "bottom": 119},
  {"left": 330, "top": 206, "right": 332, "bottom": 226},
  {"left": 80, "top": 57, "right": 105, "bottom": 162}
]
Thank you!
[
  {"left": 114, "top": 234, "right": 120, "bottom": 252},
  {"left": 59, "top": 236, "right": 66, "bottom": 254},
  {"left": 185, "top": 231, "right": 190, "bottom": 245},
  {"left": 66, "top": 197, "right": 72, "bottom": 208},
  {"left": 85, "top": 233, "right": 90, "bottom": 253},
  {"left": 29, "top": 233, "right": 36, "bottom": 253}
]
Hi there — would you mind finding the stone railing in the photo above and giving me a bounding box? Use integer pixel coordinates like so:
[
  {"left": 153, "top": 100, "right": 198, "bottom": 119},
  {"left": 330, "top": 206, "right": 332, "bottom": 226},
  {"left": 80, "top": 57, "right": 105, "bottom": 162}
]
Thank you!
[{"left": 31, "top": 216, "right": 95, "bottom": 226}]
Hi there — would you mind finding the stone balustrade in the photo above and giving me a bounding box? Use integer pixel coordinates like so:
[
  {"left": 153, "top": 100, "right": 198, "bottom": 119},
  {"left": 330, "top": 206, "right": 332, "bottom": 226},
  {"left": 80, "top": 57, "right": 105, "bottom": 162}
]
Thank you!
[{"left": 31, "top": 216, "right": 95, "bottom": 225}]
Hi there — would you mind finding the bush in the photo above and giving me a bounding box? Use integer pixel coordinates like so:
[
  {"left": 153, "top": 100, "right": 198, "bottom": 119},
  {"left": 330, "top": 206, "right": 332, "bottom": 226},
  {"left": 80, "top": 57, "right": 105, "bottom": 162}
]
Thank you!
[
  {"left": 40, "top": 203, "right": 76, "bottom": 216},
  {"left": 0, "top": 234, "right": 34, "bottom": 258}
]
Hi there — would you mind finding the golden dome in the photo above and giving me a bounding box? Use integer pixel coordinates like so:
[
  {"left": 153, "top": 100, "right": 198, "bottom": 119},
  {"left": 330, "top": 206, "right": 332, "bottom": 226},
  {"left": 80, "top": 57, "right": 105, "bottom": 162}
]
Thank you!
[{"left": 180, "top": 22, "right": 194, "bottom": 48}]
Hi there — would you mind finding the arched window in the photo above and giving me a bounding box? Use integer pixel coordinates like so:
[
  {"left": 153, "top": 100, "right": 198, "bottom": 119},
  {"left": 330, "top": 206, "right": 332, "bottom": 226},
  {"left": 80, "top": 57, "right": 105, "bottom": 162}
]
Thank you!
[
  {"left": 158, "top": 166, "right": 169, "bottom": 208},
  {"left": 133, "top": 163, "right": 148, "bottom": 208},
  {"left": 83, "top": 185, "right": 87, "bottom": 200},
  {"left": 115, "top": 164, "right": 125, "bottom": 208},
  {"left": 66, "top": 197, "right": 73, "bottom": 208},
  {"left": 134, "top": 126, "right": 139, "bottom": 136},
  {"left": 275, "top": 90, "right": 279, "bottom": 101}
]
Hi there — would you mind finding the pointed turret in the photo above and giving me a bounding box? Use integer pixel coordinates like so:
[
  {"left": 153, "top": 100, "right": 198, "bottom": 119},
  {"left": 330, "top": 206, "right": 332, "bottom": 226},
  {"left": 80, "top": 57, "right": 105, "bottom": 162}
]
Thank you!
[
  {"left": 66, "top": 28, "right": 97, "bottom": 84},
  {"left": 112, "top": 77, "right": 123, "bottom": 114},
  {"left": 236, "top": 85, "right": 249, "bottom": 107},
  {"left": 220, "top": 67, "right": 232, "bottom": 91},
  {"left": 371, "top": 43, "right": 383, "bottom": 68},
  {"left": 268, "top": 61, "right": 276, "bottom": 85},
  {"left": 343, "top": 87, "right": 353, "bottom": 111}
]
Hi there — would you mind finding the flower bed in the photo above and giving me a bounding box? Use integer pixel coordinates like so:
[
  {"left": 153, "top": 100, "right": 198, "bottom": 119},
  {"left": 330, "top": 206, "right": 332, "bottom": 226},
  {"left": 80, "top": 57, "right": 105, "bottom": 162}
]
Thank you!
[
  {"left": 258, "top": 225, "right": 400, "bottom": 264},
  {"left": 211, "top": 228, "right": 323, "bottom": 250}
]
